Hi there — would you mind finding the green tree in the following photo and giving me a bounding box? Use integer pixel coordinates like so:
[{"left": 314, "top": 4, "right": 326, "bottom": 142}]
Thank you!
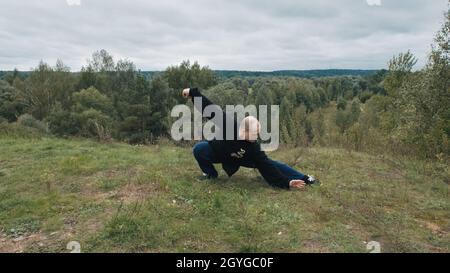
[
  {"left": 49, "top": 86, "right": 115, "bottom": 140},
  {"left": 72, "top": 87, "right": 113, "bottom": 114},
  {"left": 384, "top": 51, "right": 417, "bottom": 97},
  {"left": 335, "top": 100, "right": 360, "bottom": 134},
  {"left": 164, "top": 60, "right": 217, "bottom": 103},
  {"left": 14, "top": 61, "right": 54, "bottom": 120},
  {"left": 394, "top": 3, "right": 450, "bottom": 156},
  {"left": 0, "top": 80, "right": 23, "bottom": 121},
  {"left": 47, "top": 109, "right": 81, "bottom": 137},
  {"left": 13, "top": 60, "right": 75, "bottom": 120},
  {"left": 337, "top": 97, "right": 347, "bottom": 110}
]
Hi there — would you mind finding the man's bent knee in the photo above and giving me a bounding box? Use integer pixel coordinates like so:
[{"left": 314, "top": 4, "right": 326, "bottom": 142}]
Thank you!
[{"left": 193, "top": 142, "right": 206, "bottom": 159}]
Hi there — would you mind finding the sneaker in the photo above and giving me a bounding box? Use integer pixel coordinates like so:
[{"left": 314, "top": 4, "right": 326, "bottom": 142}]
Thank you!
[
  {"left": 305, "top": 175, "right": 321, "bottom": 186},
  {"left": 196, "top": 174, "right": 217, "bottom": 181}
]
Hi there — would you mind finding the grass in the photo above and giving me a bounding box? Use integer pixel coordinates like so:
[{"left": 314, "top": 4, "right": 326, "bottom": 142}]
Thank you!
[{"left": 0, "top": 136, "right": 448, "bottom": 253}]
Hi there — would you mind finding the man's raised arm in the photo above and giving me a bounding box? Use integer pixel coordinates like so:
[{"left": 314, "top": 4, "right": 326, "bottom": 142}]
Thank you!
[
  {"left": 182, "top": 87, "right": 237, "bottom": 140},
  {"left": 182, "top": 87, "right": 217, "bottom": 118}
]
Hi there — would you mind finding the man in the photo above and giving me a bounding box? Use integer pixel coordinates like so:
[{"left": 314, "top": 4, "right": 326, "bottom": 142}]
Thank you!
[{"left": 182, "top": 87, "right": 319, "bottom": 190}]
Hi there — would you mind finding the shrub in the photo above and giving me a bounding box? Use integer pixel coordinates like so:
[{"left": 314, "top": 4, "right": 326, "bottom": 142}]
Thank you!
[
  {"left": 48, "top": 110, "right": 81, "bottom": 137},
  {"left": 78, "top": 109, "right": 112, "bottom": 141},
  {"left": 17, "top": 114, "right": 48, "bottom": 134},
  {"left": 337, "top": 97, "right": 347, "bottom": 110},
  {"left": 0, "top": 122, "right": 44, "bottom": 138}
]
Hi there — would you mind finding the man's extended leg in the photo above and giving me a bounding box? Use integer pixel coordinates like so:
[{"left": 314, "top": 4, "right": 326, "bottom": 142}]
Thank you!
[
  {"left": 271, "top": 160, "right": 320, "bottom": 185},
  {"left": 193, "top": 141, "right": 220, "bottom": 178},
  {"left": 270, "top": 160, "right": 308, "bottom": 181}
]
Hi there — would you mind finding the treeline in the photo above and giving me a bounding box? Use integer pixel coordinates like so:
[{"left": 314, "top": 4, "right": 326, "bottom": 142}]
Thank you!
[
  {"left": 214, "top": 69, "right": 378, "bottom": 79},
  {"left": 0, "top": 54, "right": 385, "bottom": 141},
  {"left": 0, "top": 55, "right": 218, "bottom": 143},
  {"left": 0, "top": 69, "right": 377, "bottom": 82}
]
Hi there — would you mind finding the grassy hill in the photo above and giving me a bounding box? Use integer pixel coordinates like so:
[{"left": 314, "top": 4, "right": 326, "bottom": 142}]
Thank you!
[{"left": 0, "top": 136, "right": 448, "bottom": 253}]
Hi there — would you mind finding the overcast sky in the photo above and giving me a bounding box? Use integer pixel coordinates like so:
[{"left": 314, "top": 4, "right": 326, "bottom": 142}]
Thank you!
[{"left": 0, "top": 0, "right": 448, "bottom": 71}]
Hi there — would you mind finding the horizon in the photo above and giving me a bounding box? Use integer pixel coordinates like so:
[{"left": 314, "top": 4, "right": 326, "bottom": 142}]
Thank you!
[{"left": 0, "top": 67, "right": 381, "bottom": 73}]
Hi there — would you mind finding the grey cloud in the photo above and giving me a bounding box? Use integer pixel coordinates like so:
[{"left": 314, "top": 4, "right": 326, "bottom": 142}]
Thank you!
[{"left": 0, "top": 0, "right": 448, "bottom": 71}]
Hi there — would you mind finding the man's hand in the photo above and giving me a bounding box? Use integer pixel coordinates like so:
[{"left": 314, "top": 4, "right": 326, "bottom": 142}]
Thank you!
[
  {"left": 289, "top": 180, "right": 306, "bottom": 190},
  {"left": 182, "top": 88, "right": 190, "bottom": 98}
]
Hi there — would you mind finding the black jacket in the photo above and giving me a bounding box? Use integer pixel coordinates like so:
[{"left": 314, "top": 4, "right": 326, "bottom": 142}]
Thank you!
[{"left": 189, "top": 88, "right": 291, "bottom": 189}]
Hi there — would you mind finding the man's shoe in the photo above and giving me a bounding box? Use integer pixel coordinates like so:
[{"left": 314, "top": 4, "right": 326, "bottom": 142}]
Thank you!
[
  {"left": 196, "top": 173, "right": 218, "bottom": 181},
  {"left": 305, "top": 175, "right": 321, "bottom": 186}
]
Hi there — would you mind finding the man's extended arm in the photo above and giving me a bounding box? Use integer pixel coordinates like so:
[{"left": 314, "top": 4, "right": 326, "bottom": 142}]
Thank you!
[
  {"left": 187, "top": 87, "right": 219, "bottom": 119},
  {"left": 184, "top": 87, "right": 236, "bottom": 137}
]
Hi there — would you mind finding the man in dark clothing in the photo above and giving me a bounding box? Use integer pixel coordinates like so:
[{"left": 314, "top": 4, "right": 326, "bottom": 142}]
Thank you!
[{"left": 182, "top": 87, "right": 319, "bottom": 190}]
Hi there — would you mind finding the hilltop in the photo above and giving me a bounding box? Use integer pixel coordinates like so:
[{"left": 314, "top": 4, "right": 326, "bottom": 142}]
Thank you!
[{"left": 0, "top": 136, "right": 448, "bottom": 252}]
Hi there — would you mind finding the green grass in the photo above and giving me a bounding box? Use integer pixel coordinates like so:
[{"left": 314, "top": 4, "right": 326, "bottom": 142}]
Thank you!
[{"left": 0, "top": 136, "right": 448, "bottom": 253}]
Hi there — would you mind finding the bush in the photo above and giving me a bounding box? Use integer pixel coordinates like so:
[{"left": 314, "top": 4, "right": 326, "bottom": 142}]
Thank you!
[
  {"left": 72, "top": 87, "right": 113, "bottom": 114},
  {"left": 48, "top": 110, "right": 81, "bottom": 137},
  {"left": 119, "top": 116, "right": 140, "bottom": 134},
  {"left": 127, "top": 132, "right": 149, "bottom": 144},
  {"left": 359, "top": 91, "right": 373, "bottom": 103},
  {"left": 337, "top": 97, "right": 347, "bottom": 110},
  {"left": 0, "top": 122, "right": 44, "bottom": 138},
  {"left": 78, "top": 109, "right": 112, "bottom": 141},
  {"left": 17, "top": 114, "right": 48, "bottom": 134}
]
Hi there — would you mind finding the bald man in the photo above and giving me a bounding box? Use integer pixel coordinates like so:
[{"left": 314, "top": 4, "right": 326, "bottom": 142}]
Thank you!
[{"left": 182, "top": 87, "right": 319, "bottom": 190}]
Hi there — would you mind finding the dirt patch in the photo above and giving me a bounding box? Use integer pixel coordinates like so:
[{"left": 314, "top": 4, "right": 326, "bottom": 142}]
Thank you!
[
  {"left": 79, "top": 167, "right": 146, "bottom": 199},
  {"left": 0, "top": 232, "right": 47, "bottom": 253},
  {"left": 302, "top": 240, "right": 330, "bottom": 253},
  {"left": 82, "top": 218, "right": 105, "bottom": 233},
  {"left": 421, "top": 221, "right": 446, "bottom": 235},
  {"left": 116, "top": 182, "right": 158, "bottom": 204}
]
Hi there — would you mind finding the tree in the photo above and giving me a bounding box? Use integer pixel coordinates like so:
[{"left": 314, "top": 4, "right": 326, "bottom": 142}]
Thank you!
[
  {"left": 47, "top": 109, "right": 81, "bottom": 137},
  {"left": 52, "top": 59, "right": 76, "bottom": 110},
  {"left": 384, "top": 51, "right": 417, "bottom": 97},
  {"left": 0, "top": 80, "right": 23, "bottom": 121},
  {"left": 89, "top": 49, "right": 115, "bottom": 72},
  {"left": 204, "top": 82, "right": 246, "bottom": 107},
  {"left": 394, "top": 3, "right": 450, "bottom": 156},
  {"left": 72, "top": 87, "right": 113, "bottom": 114},
  {"left": 3, "top": 69, "right": 20, "bottom": 85},
  {"left": 77, "top": 49, "right": 116, "bottom": 93},
  {"left": 164, "top": 60, "right": 217, "bottom": 103},
  {"left": 14, "top": 61, "right": 55, "bottom": 120},
  {"left": 11, "top": 60, "right": 76, "bottom": 120},
  {"left": 337, "top": 97, "right": 347, "bottom": 110},
  {"left": 77, "top": 109, "right": 112, "bottom": 140},
  {"left": 147, "top": 76, "right": 173, "bottom": 138},
  {"left": 335, "top": 100, "right": 360, "bottom": 134},
  {"left": 290, "top": 105, "right": 312, "bottom": 147},
  {"left": 55, "top": 87, "right": 115, "bottom": 140}
]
